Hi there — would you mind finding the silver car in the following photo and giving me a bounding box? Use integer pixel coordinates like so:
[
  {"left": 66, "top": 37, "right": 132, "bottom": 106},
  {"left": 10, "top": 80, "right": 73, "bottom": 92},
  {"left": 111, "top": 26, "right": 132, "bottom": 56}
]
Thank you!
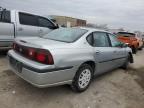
[{"left": 8, "top": 27, "right": 134, "bottom": 92}]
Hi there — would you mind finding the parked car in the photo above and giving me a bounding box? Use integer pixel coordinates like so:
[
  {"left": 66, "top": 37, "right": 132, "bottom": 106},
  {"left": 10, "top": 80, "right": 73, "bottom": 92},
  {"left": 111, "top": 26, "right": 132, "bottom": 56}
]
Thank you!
[
  {"left": 116, "top": 32, "right": 143, "bottom": 54},
  {"left": 136, "top": 36, "right": 143, "bottom": 50},
  {"left": 0, "top": 9, "right": 59, "bottom": 50},
  {"left": 142, "top": 37, "right": 144, "bottom": 46},
  {"left": 8, "top": 27, "right": 134, "bottom": 92}
]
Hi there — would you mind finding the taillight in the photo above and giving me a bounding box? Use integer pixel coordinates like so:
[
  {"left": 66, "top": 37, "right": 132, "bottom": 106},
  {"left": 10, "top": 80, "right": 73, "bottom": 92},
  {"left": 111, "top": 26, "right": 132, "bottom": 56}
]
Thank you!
[
  {"left": 36, "top": 52, "right": 46, "bottom": 62},
  {"left": 12, "top": 42, "right": 54, "bottom": 65},
  {"left": 47, "top": 52, "right": 54, "bottom": 64},
  {"left": 12, "top": 42, "right": 16, "bottom": 49},
  {"left": 36, "top": 50, "right": 54, "bottom": 65},
  {"left": 28, "top": 48, "right": 36, "bottom": 59}
]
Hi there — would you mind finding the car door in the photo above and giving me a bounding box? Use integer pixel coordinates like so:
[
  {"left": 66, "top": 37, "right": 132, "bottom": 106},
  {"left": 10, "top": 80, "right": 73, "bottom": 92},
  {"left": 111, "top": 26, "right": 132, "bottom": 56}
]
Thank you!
[
  {"left": 16, "top": 12, "right": 39, "bottom": 37},
  {"left": 38, "top": 16, "right": 56, "bottom": 37},
  {"left": 0, "top": 10, "right": 14, "bottom": 47},
  {"left": 108, "top": 33, "right": 127, "bottom": 67},
  {"left": 93, "top": 32, "right": 115, "bottom": 75}
]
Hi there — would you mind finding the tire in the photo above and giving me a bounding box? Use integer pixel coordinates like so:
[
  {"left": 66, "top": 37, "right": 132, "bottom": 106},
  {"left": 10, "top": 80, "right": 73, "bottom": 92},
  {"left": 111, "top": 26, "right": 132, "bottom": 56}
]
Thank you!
[
  {"left": 132, "top": 47, "right": 137, "bottom": 54},
  {"left": 71, "top": 64, "right": 93, "bottom": 92},
  {"left": 121, "top": 55, "right": 130, "bottom": 70}
]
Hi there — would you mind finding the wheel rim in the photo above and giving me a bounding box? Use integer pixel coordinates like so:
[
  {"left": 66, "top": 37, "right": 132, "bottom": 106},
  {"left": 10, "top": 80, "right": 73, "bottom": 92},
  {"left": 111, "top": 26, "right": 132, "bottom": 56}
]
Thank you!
[{"left": 78, "top": 69, "right": 91, "bottom": 89}]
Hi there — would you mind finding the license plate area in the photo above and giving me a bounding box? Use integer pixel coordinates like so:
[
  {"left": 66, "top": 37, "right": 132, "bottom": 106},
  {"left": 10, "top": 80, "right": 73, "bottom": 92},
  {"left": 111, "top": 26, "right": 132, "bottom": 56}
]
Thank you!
[{"left": 9, "top": 56, "right": 22, "bottom": 73}]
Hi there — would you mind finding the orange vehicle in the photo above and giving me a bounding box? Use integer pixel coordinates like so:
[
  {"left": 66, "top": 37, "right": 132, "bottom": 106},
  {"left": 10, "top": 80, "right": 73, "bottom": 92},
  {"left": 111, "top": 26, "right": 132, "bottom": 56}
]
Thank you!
[
  {"left": 136, "top": 36, "right": 143, "bottom": 50},
  {"left": 116, "top": 32, "right": 143, "bottom": 54},
  {"left": 142, "top": 37, "right": 144, "bottom": 45}
]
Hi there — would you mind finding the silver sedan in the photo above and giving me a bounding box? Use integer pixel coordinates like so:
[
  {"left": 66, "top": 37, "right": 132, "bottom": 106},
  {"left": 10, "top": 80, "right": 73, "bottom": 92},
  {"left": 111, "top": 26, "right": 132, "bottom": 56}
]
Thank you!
[{"left": 8, "top": 27, "right": 134, "bottom": 92}]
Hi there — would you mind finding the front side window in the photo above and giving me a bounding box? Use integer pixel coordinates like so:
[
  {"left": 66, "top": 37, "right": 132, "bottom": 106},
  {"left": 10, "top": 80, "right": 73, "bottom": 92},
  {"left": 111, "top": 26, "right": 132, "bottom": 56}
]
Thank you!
[
  {"left": 93, "top": 32, "right": 110, "bottom": 47},
  {"left": 38, "top": 17, "right": 55, "bottom": 28},
  {"left": 108, "top": 33, "right": 121, "bottom": 47},
  {"left": 43, "top": 28, "right": 88, "bottom": 43},
  {"left": 19, "top": 12, "right": 38, "bottom": 26},
  {"left": 0, "top": 10, "right": 11, "bottom": 23}
]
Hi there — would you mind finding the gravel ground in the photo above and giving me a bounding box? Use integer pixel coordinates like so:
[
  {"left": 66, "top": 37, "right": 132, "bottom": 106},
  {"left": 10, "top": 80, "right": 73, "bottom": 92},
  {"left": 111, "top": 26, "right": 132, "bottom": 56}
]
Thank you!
[{"left": 0, "top": 50, "right": 144, "bottom": 108}]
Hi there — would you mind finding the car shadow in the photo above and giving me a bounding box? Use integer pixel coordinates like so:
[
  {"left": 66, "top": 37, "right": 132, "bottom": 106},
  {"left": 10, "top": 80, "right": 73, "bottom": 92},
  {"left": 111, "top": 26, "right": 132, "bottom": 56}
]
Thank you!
[{"left": 0, "top": 50, "right": 8, "bottom": 58}]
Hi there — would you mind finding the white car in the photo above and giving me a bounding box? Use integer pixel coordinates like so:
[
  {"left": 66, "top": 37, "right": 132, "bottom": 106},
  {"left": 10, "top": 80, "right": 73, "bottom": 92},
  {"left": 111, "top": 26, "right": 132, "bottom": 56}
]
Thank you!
[{"left": 0, "top": 9, "right": 58, "bottom": 50}]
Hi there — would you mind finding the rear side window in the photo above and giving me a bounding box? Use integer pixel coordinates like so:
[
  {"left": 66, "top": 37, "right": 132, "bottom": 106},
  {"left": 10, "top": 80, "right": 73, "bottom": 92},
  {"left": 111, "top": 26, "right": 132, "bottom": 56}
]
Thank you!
[
  {"left": 93, "top": 32, "right": 110, "bottom": 47},
  {"left": 38, "top": 17, "right": 55, "bottom": 28},
  {"left": 86, "top": 33, "right": 93, "bottom": 46},
  {"left": 19, "top": 12, "right": 38, "bottom": 26},
  {"left": 0, "top": 10, "right": 11, "bottom": 23}
]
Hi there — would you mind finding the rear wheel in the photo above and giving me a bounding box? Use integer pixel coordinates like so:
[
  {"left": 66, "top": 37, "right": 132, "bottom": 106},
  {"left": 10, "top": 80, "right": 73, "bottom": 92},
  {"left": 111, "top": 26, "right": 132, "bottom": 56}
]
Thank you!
[{"left": 71, "top": 64, "right": 93, "bottom": 92}]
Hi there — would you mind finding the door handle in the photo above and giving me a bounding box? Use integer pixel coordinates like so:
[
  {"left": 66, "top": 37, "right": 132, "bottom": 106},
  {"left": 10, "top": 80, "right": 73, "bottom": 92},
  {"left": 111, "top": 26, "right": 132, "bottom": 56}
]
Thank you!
[{"left": 96, "top": 50, "right": 100, "bottom": 55}]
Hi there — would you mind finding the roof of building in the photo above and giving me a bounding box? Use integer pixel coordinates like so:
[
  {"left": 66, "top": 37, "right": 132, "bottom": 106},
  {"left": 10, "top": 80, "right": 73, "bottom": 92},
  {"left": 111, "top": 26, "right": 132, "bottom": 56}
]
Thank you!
[{"left": 50, "top": 15, "right": 86, "bottom": 21}]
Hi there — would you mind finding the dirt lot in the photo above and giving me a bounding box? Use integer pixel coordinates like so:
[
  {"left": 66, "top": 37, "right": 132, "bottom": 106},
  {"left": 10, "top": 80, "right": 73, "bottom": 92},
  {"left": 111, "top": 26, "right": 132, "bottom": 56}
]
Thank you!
[{"left": 0, "top": 50, "right": 144, "bottom": 108}]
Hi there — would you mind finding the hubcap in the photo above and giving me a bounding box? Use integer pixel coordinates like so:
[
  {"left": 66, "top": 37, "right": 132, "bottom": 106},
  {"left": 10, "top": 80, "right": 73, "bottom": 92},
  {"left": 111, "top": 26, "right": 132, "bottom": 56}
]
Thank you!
[{"left": 78, "top": 69, "right": 91, "bottom": 89}]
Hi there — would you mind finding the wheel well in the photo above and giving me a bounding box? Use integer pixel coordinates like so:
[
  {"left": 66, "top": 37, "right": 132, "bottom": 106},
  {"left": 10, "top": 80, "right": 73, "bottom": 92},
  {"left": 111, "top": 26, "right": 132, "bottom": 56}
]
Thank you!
[
  {"left": 137, "top": 43, "right": 139, "bottom": 46},
  {"left": 82, "top": 61, "right": 95, "bottom": 72},
  {"left": 128, "top": 52, "right": 134, "bottom": 63},
  {"left": 132, "top": 45, "right": 136, "bottom": 49}
]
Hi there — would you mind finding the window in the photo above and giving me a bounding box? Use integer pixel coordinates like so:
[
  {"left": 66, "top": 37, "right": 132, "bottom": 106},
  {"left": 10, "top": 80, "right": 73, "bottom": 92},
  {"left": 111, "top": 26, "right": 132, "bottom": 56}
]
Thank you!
[
  {"left": 108, "top": 33, "right": 121, "bottom": 47},
  {"left": 93, "top": 32, "right": 110, "bottom": 47},
  {"left": 19, "top": 12, "right": 38, "bottom": 26},
  {"left": 0, "top": 10, "right": 11, "bottom": 23},
  {"left": 86, "top": 33, "right": 93, "bottom": 46},
  {"left": 43, "top": 28, "right": 88, "bottom": 43},
  {"left": 38, "top": 17, "right": 55, "bottom": 28}
]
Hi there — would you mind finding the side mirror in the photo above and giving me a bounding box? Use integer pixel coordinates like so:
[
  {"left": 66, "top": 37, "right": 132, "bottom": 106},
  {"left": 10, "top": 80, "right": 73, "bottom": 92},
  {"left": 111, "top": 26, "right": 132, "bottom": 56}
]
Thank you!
[
  {"left": 115, "top": 42, "right": 123, "bottom": 47},
  {"left": 125, "top": 43, "right": 129, "bottom": 47},
  {"left": 122, "top": 43, "right": 129, "bottom": 48},
  {"left": 116, "top": 42, "right": 128, "bottom": 48}
]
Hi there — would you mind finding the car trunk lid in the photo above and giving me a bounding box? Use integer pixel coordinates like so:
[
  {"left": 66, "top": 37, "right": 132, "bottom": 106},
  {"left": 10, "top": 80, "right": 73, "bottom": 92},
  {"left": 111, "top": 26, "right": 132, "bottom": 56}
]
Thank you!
[{"left": 15, "top": 37, "right": 70, "bottom": 49}]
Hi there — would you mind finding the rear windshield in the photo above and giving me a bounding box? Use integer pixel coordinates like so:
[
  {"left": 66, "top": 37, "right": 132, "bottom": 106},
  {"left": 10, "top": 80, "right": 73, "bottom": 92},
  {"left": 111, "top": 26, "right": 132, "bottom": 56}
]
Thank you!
[
  {"left": 117, "top": 32, "right": 135, "bottom": 37},
  {"left": 43, "top": 28, "right": 88, "bottom": 42}
]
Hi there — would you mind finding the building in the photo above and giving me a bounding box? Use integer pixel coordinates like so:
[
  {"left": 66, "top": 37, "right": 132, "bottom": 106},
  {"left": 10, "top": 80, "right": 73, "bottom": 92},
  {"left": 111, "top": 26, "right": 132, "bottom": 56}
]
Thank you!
[{"left": 49, "top": 15, "right": 86, "bottom": 27}]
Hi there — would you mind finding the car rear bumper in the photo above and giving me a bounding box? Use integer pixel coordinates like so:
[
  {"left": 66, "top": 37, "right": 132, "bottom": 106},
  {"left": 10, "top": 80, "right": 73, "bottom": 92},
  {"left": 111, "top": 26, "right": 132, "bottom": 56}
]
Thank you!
[{"left": 7, "top": 50, "right": 75, "bottom": 88}]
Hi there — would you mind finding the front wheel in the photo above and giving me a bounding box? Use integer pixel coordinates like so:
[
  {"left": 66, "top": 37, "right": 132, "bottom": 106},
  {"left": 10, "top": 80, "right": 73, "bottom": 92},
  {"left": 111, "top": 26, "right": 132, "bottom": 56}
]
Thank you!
[
  {"left": 71, "top": 64, "right": 93, "bottom": 92},
  {"left": 121, "top": 55, "right": 130, "bottom": 70},
  {"left": 132, "top": 47, "right": 137, "bottom": 54}
]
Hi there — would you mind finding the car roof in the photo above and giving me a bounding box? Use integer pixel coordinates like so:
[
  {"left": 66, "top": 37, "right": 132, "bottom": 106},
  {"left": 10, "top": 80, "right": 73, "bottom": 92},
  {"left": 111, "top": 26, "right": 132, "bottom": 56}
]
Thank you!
[{"left": 117, "top": 32, "right": 135, "bottom": 35}]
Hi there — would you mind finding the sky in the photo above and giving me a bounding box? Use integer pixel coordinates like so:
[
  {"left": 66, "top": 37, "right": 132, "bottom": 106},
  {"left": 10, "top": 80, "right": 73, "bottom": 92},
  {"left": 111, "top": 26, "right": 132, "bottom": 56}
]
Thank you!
[{"left": 0, "top": 0, "right": 144, "bottom": 31}]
